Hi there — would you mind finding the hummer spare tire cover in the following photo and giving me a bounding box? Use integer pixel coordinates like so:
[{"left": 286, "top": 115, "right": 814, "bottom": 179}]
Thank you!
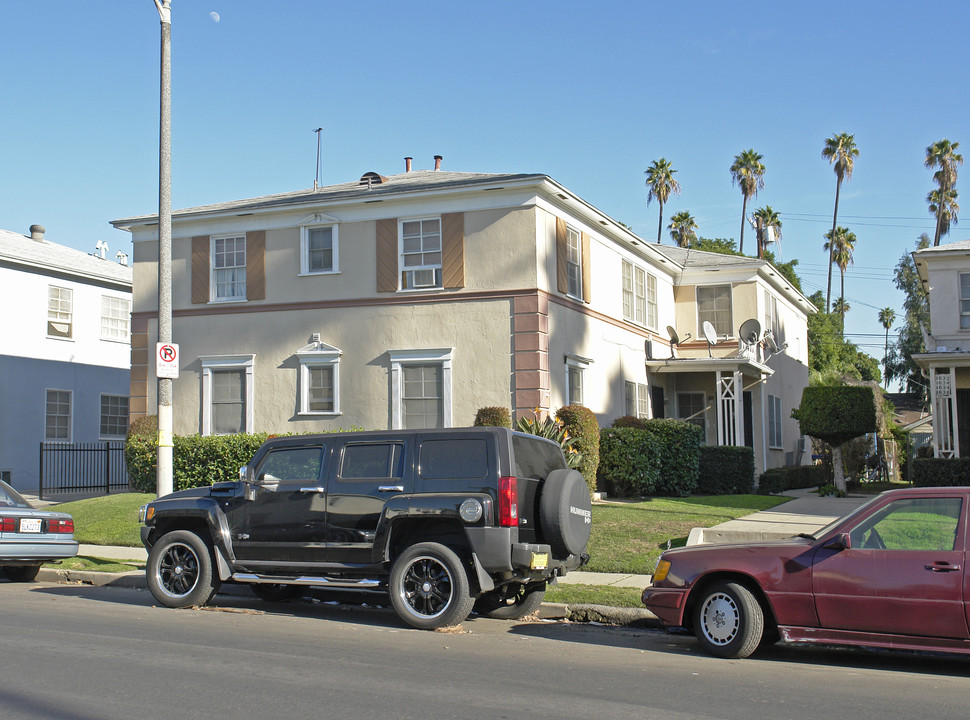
[{"left": 540, "top": 469, "right": 592, "bottom": 557}]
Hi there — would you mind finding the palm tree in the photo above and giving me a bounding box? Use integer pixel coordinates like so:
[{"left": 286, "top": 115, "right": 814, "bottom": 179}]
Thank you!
[
  {"left": 878, "top": 307, "right": 896, "bottom": 388},
  {"left": 824, "top": 226, "right": 857, "bottom": 327},
  {"left": 668, "top": 211, "right": 698, "bottom": 248},
  {"left": 927, "top": 186, "right": 960, "bottom": 240},
  {"left": 752, "top": 206, "right": 782, "bottom": 259},
  {"left": 832, "top": 297, "right": 851, "bottom": 332},
  {"left": 822, "top": 133, "right": 859, "bottom": 311},
  {"left": 730, "top": 149, "right": 765, "bottom": 255},
  {"left": 925, "top": 139, "right": 963, "bottom": 246},
  {"left": 644, "top": 158, "right": 681, "bottom": 243}
]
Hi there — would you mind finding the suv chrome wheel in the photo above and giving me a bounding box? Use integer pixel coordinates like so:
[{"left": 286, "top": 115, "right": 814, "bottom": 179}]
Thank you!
[
  {"left": 389, "top": 542, "right": 474, "bottom": 630},
  {"left": 146, "top": 530, "right": 220, "bottom": 608}
]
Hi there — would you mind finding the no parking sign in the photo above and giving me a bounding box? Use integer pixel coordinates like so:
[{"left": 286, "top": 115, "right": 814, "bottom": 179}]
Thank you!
[{"left": 156, "top": 342, "right": 180, "bottom": 379}]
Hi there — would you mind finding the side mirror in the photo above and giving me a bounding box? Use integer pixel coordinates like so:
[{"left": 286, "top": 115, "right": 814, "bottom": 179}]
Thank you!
[
  {"left": 823, "top": 532, "right": 851, "bottom": 551},
  {"left": 239, "top": 465, "right": 255, "bottom": 484}
]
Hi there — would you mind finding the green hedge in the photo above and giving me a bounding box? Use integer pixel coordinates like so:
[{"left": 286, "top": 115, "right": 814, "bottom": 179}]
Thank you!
[
  {"left": 758, "top": 464, "right": 828, "bottom": 494},
  {"left": 597, "top": 427, "right": 662, "bottom": 496},
  {"left": 911, "top": 458, "right": 970, "bottom": 487},
  {"left": 697, "top": 446, "right": 754, "bottom": 494},
  {"left": 556, "top": 405, "right": 600, "bottom": 495},
  {"left": 641, "top": 419, "right": 701, "bottom": 496},
  {"left": 473, "top": 406, "right": 512, "bottom": 428},
  {"left": 795, "top": 385, "right": 877, "bottom": 447}
]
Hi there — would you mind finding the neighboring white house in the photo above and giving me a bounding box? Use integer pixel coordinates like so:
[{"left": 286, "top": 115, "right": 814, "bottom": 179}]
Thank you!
[
  {"left": 112, "top": 160, "right": 814, "bottom": 475},
  {"left": 0, "top": 225, "right": 132, "bottom": 492}
]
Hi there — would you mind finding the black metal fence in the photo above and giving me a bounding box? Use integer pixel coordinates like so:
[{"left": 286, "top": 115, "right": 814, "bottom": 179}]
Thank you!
[{"left": 38, "top": 442, "right": 130, "bottom": 500}]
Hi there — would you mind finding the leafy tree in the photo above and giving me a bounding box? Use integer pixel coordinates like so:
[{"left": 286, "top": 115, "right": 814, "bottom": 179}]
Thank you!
[
  {"left": 886, "top": 235, "right": 931, "bottom": 398},
  {"left": 822, "top": 133, "right": 859, "bottom": 311},
  {"left": 752, "top": 206, "right": 782, "bottom": 259},
  {"left": 878, "top": 307, "right": 896, "bottom": 388},
  {"left": 694, "top": 237, "right": 738, "bottom": 255},
  {"left": 730, "top": 149, "right": 765, "bottom": 255},
  {"left": 925, "top": 139, "right": 963, "bottom": 246},
  {"left": 668, "top": 210, "right": 698, "bottom": 248},
  {"left": 806, "top": 290, "right": 879, "bottom": 382},
  {"left": 644, "top": 158, "right": 680, "bottom": 244}
]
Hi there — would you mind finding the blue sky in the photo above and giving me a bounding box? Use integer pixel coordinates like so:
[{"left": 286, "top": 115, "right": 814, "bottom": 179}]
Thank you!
[{"left": 4, "top": 1, "right": 968, "bottom": 382}]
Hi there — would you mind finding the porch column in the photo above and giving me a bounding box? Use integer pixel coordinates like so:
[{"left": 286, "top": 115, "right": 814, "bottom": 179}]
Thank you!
[
  {"left": 716, "top": 371, "right": 743, "bottom": 446},
  {"left": 932, "top": 366, "right": 958, "bottom": 458}
]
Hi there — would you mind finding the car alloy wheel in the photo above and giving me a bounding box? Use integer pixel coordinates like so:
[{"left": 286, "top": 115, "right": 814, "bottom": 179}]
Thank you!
[
  {"left": 389, "top": 542, "right": 474, "bottom": 630},
  {"left": 693, "top": 581, "right": 764, "bottom": 659},
  {"left": 146, "top": 530, "right": 220, "bottom": 608}
]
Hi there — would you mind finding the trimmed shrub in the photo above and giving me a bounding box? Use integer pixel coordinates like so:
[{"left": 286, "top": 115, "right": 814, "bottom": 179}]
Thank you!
[
  {"left": 125, "top": 417, "right": 159, "bottom": 493},
  {"left": 640, "top": 419, "right": 701, "bottom": 497},
  {"left": 757, "top": 464, "right": 828, "bottom": 494},
  {"left": 555, "top": 405, "right": 600, "bottom": 495},
  {"left": 474, "top": 406, "right": 512, "bottom": 428},
  {"left": 697, "top": 446, "right": 754, "bottom": 495},
  {"left": 610, "top": 415, "right": 647, "bottom": 429},
  {"left": 912, "top": 458, "right": 970, "bottom": 487},
  {"left": 795, "top": 385, "right": 877, "bottom": 447},
  {"left": 597, "top": 427, "right": 661, "bottom": 496}
]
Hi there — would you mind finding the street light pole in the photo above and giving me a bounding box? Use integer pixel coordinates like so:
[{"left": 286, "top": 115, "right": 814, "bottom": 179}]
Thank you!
[{"left": 154, "top": 0, "right": 174, "bottom": 497}]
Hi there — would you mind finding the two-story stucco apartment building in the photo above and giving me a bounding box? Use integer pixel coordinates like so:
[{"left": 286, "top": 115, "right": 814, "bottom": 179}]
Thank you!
[
  {"left": 0, "top": 225, "right": 132, "bottom": 492},
  {"left": 112, "top": 162, "right": 814, "bottom": 475}
]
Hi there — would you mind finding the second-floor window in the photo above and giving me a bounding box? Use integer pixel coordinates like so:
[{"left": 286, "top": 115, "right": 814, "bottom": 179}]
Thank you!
[
  {"left": 961, "top": 273, "right": 970, "bottom": 329},
  {"left": 101, "top": 296, "right": 131, "bottom": 341},
  {"left": 302, "top": 225, "right": 338, "bottom": 274},
  {"left": 697, "top": 284, "right": 733, "bottom": 337},
  {"left": 622, "top": 261, "right": 657, "bottom": 328},
  {"left": 213, "top": 235, "right": 247, "bottom": 301},
  {"left": 566, "top": 226, "right": 583, "bottom": 299},
  {"left": 401, "top": 218, "right": 442, "bottom": 290},
  {"left": 48, "top": 286, "right": 73, "bottom": 339}
]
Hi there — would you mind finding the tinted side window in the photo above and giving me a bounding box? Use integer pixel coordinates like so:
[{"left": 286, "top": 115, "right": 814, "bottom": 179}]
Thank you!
[
  {"left": 512, "top": 435, "right": 566, "bottom": 480},
  {"left": 340, "top": 443, "right": 404, "bottom": 480},
  {"left": 420, "top": 439, "right": 488, "bottom": 480},
  {"left": 849, "top": 497, "right": 963, "bottom": 551},
  {"left": 258, "top": 447, "right": 323, "bottom": 483}
]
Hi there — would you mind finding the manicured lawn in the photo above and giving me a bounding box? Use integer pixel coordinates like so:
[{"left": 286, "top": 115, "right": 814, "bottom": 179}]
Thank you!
[
  {"left": 54, "top": 493, "right": 153, "bottom": 546},
  {"left": 545, "top": 584, "right": 644, "bottom": 608}
]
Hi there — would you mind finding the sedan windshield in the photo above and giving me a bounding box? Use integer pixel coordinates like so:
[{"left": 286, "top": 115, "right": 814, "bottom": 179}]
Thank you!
[
  {"left": 0, "top": 480, "right": 32, "bottom": 509},
  {"left": 803, "top": 493, "right": 883, "bottom": 541}
]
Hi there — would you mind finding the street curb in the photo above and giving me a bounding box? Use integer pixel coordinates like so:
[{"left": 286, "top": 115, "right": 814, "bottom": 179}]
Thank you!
[{"left": 36, "top": 569, "right": 661, "bottom": 627}]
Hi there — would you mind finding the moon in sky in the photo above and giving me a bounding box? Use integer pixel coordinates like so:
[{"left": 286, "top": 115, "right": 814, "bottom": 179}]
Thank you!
[{"left": 209, "top": 11, "right": 220, "bottom": 22}]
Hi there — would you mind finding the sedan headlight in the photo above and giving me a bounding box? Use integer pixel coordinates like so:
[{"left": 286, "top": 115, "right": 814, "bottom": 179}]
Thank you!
[{"left": 652, "top": 559, "right": 671, "bottom": 583}]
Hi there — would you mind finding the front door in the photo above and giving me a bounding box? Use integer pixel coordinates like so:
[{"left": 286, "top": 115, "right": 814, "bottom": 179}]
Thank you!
[{"left": 813, "top": 494, "right": 968, "bottom": 639}]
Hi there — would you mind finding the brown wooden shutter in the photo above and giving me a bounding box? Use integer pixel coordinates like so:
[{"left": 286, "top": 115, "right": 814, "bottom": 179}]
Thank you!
[
  {"left": 191, "top": 236, "right": 209, "bottom": 304},
  {"left": 246, "top": 230, "right": 265, "bottom": 300},
  {"left": 376, "top": 218, "right": 398, "bottom": 292},
  {"left": 555, "top": 217, "right": 568, "bottom": 293},
  {"left": 441, "top": 212, "right": 465, "bottom": 289},
  {"left": 581, "top": 231, "right": 591, "bottom": 303}
]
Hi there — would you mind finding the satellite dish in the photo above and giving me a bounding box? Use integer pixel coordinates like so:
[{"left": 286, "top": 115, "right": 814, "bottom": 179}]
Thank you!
[
  {"left": 666, "top": 325, "right": 680, "bottom": 345},
  {"left": 702, "top": 321, "right": 718, "bottom": 357},
  {"left": 644, "top": 339, "right": 654, "bottom": 361},
  {"left": 738, "top": 318, "right": 762, "bottom": 346}
]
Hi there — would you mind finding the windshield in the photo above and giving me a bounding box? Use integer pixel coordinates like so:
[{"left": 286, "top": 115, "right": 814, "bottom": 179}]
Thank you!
[{"left": 0, "top": 480, "right": 32, "bottom": 509}]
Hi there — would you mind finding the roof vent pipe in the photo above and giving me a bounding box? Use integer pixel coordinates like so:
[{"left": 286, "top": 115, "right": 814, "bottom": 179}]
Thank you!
[
  {"left": 434, "top": 155, "right": 442, "bottom": 171},
  {"left": 405, "top": 157, "right": 412, "bottom": 172},
  {"left": 29, "top": 224, "right": 46, "bottom": 242}
]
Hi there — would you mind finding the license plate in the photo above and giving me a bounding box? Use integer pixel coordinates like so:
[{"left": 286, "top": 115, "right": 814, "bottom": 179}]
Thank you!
[
  {"left": 530, "top": 552, "right": 548, "bottom": 570},
  {"left": 19, "top": 519, "right": 42, "bottom": 533}
]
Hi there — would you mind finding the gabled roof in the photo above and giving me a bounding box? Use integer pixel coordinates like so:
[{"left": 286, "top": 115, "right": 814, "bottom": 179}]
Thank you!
[{"left": 0, "top": 228, "right": 132, "bottom": 288}]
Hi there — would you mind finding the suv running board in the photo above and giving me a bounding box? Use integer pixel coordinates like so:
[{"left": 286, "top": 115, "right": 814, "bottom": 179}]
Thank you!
[{"left": 232, "top": 573, "right": 384, "bottom": 589}]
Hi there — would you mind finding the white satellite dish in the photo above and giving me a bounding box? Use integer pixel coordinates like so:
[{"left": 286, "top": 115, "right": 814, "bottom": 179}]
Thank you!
[
  {"left": 738, "top": 318, "right": 762, "bottom": 346},
  {"left": 702, "top": 321, "right": 718, "bottom": 357}
]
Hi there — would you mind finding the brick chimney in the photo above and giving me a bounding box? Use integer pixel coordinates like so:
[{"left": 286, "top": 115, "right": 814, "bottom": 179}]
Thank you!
[
  {"left": 405, "top": 157, "right": 412, "bottom": 172},
  {"left": 434, "top": 155, "right": 442, "bottom": 171}
]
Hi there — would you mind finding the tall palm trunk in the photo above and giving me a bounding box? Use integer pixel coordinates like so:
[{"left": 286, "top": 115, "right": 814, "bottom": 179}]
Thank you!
[
  {"left": 827, "top": 178, "right": 842, "bottom": 312},
  {"left": 839, "top": 269, "right": 846, "bottom": 333},
  {"left": 883, "top": 327, "right": 890, "bottom": 389},
  {"left": 657, "top": 201, "right": 664, "bottom": 243},
  {"left": 739, "top": 195, "right": 749, "bottom": 254}
]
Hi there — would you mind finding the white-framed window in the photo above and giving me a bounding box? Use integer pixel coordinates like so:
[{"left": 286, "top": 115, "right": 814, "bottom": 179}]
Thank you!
[
  {"left": 960, "top": 273, "right": 970, "bottom": 329},
  {"left": 624, "top": 381, "right": 649, "bottom": 419},
  {"left": 400, "top": 218, "right": 442, "bottom": 290},
  {"left": 100, "top": 394, "right": 129, "bottom": 438},
  {"left": 200, "top": 355, "right": 255, "bottom": 435},
  {"left": 212, "top": 235, "right": 247, "bottom": 301},
  {"left": 389, "top": 349, "right": 453, "bottom": 429},
  {"left": 565, "top": 354, "right": 591, "bottom": 406},
  {"left": 622, "top": 261, "right": 658, "bottom": 329},
  {"left": 677, "top": 392, "right": 706, "bottom": 439},
  {"left": 101, "top": 295, "right": 131, "bottom": 342},
  {"left": 45, "top": 389, "right": 72, "bottom": 441},
  {"left": 768, "top": 395, "right": 783, "bottom": 449},
  {"left": 297, "top": 340, "right": 341, "bottom": 415},
  {"left": 697, "top": 284, "right": 733, "bottom": 337},
  {"left": 566, "top": 225, "right": 583, "bottom": 299},
  {"left": 301, "top": 224, "right": 338, "bottom": 275},
  {"left": 47, "top": 285, "right": 73, "bottom": 339},
  {"left": 764, "top": 291, "right": 781, "bottom": 339}
]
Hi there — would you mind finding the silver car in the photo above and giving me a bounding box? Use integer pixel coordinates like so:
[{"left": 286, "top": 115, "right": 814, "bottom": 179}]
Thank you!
[{"left": 0, "top": 480, "right": 78, "bottom": 581}]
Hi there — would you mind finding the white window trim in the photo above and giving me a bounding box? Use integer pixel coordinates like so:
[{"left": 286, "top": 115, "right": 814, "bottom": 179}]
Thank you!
[
  {"left": 45, "top": 388, "right": 73, "bottom": 443},
  {"left": 621, "top": 260, "right": 658, "bottom": 330},
  {"left": 398, "top": 216, "right": 443, "bottom": 292},
  {"left": 565, "top": 225, "right": 583, "bottom": 301},
  {"left": 300, "top": 223, "right": 340, "bottom": 276},
  {"left": 960, "top": 272, "right": 970, "bottom": 329},
  {"left": 47, "top": 285, "right": 74, "bottom": 341},
  {"left": 624, "top": 381, "right": 650, "bottom": 419},
  {"left": 696, "top": 284, "right": 734, "bottom": 339},
  {"left": 99, "top": 393, "right": 130, "bottom": 439},
  {"left": 297, "top": 342, "right": 341, "bottom": 416},
  {"left": 200, "top": 354, "right": 255, "bottom": 435},
  {"left": 100, "top": 295, "right": 131, "bottom": 343},
  {"left": 768, "top": 394, "right": 784, "bottom": 449},
  {"left": 388, "top": 348, "right": 453, "bottom": 429},
  {"left": 564, "top": 354, "right": 593, "bottom": 406},
  {"left": 210, "top": 234, "right": 247, "bottom": 303}
]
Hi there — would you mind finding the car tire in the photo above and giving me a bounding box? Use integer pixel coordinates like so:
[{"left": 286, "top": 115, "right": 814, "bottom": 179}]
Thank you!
[
  {"left": 146, "top": 530, "right": 220, "bottom": 608},
  {"left": 3, "top": 565, "right": 40, "bottom": 583},
  {"left": 693, "top": 581, "right": 764, "bottom": 659},
  {"left": 250, "top": 583, "right": 301, "bottom": 602},
  {"left": 474, "top": 582, "right": 545, "bottom": 619},
  {"left": 389, "top": 542, "right": 474, "bottom": 630},
  {"left": 540, "top": 469, "right": 592, "bottom": 557}
]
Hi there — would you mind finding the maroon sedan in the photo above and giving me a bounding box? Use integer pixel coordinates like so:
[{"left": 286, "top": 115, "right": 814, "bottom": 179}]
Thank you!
[{"left": 642, "top": 487, "right": 970, "bottom": 658}]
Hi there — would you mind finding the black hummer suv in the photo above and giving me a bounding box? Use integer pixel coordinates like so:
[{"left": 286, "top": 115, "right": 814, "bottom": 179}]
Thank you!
[{"left": 140, "top": 427, "right": 592, "bottom": 629}]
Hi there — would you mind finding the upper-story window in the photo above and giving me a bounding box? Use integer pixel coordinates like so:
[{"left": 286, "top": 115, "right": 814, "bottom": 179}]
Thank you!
[
  {"left": 301, "top": 225, "right": 338, "bottom": 275},
  {"left": 622, "top": 260, "right": 657, "bottom": 329},
  {"left": 566, "top": 226, "right": 583, "bottom": 299},
  {"left": 764, "top": 291, "right": 781, "bottom": 339},
  {"left": 212, "top": 235, "right": 247, "bottom": 301},
  {"left": 960, "top": 273, "right": 970, "bottom": 329},
  {"left": 48, "top": 286, "right": 73, "bottom": 339},
  {"left": 400, "top": 218, "right": 442, "bottom": 290},
  {"left": 101, "top": 296, "right": 131, "bottom": 342},
  {"left": 697, "top": 284, "right": 733, "bottom": 337}
]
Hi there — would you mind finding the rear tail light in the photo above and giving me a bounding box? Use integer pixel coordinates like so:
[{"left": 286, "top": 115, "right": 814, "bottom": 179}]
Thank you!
[
  {"left": 0, "top": 518, "right": 16, "bottom": 532},
  {"left": 47, "top": 518, "right": 74, "bottom": 534},
  {"left": 498, "top": 476, "right": 518, "bottom": 527}
]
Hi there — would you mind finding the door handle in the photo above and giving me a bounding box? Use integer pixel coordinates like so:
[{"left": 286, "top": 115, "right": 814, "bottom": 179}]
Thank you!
[
  {"left": 379, "top": 485, "right": 404, "bottom": 493},
  {"left": 299, "top": 487, "right": 326, "bottom": 494},
  {"left": 924, "top": 563, "right": 961, "bottom": 572}
]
